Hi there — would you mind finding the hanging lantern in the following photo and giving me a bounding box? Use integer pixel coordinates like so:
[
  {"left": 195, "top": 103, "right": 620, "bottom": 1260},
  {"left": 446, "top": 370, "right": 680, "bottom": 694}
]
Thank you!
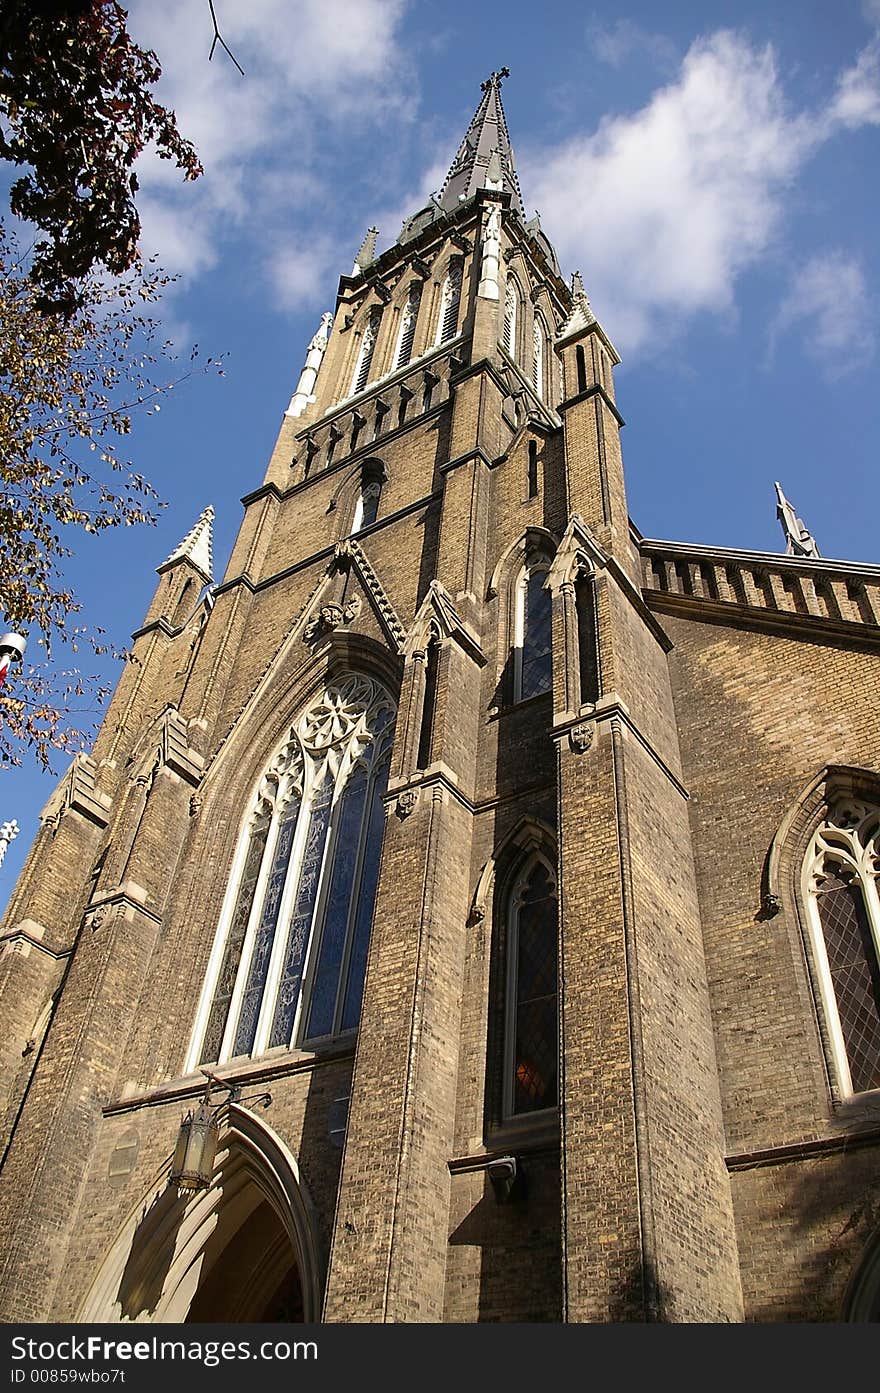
[{"left": 170, "top": 1095, "right": 219, "bottom": 1194}]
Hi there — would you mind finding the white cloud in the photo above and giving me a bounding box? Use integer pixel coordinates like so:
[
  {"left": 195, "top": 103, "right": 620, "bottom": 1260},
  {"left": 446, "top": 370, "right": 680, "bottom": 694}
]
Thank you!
[
  {"left": 828, "top": 36, "right": 880, "bottom": 128},
  {"left": 271, "top": 243, "right": 343, "bottom": 311},
  {"left": 769, "top": 252, "right": 875, "bottom": 376},
  {"left": 124, "top": 0, "right": 414, "bottom": 300},
  {"left": 588, "top": 18, "right": 678, "bottom": 72},
  {"left": 523, "top": 29, "right": 880, "bottom": 357}
]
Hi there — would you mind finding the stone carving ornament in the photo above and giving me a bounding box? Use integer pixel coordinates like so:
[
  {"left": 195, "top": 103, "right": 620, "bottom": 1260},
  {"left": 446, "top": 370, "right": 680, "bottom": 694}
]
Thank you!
[
  {"left": 569, "top": 721, "right": 594, "bottom": 754},
  {"left": 303, "top": 596, "right": 362, "bottom": 644},
  {"left": 300, "top": 675, "right": 394, "bottom": 756}
]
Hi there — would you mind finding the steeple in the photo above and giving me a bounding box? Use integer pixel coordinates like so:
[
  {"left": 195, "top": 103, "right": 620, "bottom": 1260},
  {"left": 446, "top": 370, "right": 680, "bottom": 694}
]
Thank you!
[
  {"left": 351, "top": 226, "right": 378, "bottom": 278},
  {"left": 162, "top": 505, "right": 215, "bottom": 583},
  {"left": 437, "top": 68, "right": 524, "bottom": 217},
  {"left": 774, "top": 482, "right": 820, "bottom": 558}
]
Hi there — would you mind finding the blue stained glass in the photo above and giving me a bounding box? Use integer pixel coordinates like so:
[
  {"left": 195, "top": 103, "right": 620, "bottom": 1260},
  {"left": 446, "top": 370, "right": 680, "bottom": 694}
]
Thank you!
[
  {"left": 232, "top": 800, "right": 300, "bottom": 1057},
  {"left": 341, "top": 757, "right": 390, "bottom": 1031},
  {"left": 520, "top": 571, "right": 552, "bottom": 699},
  {"left": 304, "top": 768, "right": 368, "bottom": 1040},
  {"left": 269, "top": 777, "right": 333, "bottom": 1048},
  {"left": 200, "top": 822, "right": 268, "bottom": 1064}
]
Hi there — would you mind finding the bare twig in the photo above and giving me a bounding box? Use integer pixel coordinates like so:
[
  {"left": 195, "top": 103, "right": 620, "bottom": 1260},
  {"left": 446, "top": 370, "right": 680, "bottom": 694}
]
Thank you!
[{"left": 208, "top": 0, "right": 245, "bottom": 77}]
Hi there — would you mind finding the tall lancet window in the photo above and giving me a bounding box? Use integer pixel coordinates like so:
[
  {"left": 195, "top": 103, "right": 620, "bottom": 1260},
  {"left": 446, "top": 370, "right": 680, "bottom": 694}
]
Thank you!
[
  {"left": 514, "top": 564, "right": 552, "bottom": 701},
  {"left": 351, "top": 307, "right": 382, "bottom": 396},
  {"left": 503, "top": 280, "right": 518, "bottom": 359},
  {"left": 435, "top": 261, "right": 462, "bottom": 345},
  {"left": 505, "top": 854, "right": 558, "bottom": 1115},
  {"left": 193, "top": 676, "right": 395, "bottom": 1067},
  {"left": 805, "top": 797, "right": 880, "bottom": 1096},
  {"left": 532, "top": 320, "right": 545, "bottom": 398},
  {"left": 393, "top": 283, "right": 422, "bottom": 370}
]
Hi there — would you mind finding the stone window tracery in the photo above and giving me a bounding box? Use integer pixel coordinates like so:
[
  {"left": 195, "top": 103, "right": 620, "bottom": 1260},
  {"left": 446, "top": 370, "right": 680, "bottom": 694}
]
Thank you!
[
  {"left": 393, "top": 283, "right": 422, "bottom": 370},
  {"left": 350, "top": 307, "right": 382, "bottom": 395},
  {"left": 193, "top": 675, "right": 395, "bottom": 1067},
  {"left": 805, "top": 796, "right": 880, "bottom": 1096},
  {"left": 435, "top": 261, "right": 462, "bottom": 345},
  {"left": 503, "top": 279, "right": 518, "bottom": 360},
  {"left": 532, "top": 319, "right": 545, "bottom": 398}
]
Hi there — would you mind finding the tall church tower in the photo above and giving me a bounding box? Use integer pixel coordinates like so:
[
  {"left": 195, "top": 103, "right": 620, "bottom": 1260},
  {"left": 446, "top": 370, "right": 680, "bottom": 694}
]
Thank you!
[{"left": 2, "top": 74, "right": 880, "bottom": 1325}]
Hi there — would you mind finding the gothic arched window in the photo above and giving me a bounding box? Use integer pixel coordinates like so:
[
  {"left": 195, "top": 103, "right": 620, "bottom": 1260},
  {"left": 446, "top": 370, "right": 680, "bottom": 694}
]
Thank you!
[
  {"left": 514, "top": 564, "right": 552, "bottom": 701},
  {"left": 351, "top": 481, "right": 381, "bottom": 535},
  {"left": 351, "top": 307, "right": 382, "bottom": 395},
  {"left": 193, "top": 676, "right": 395, "bottom": 1066},
  {"left": 503, "top": 280, "right": 518, "bottom": 360},
  {"left": 805, "top": 797, "right": 880, "bottom": 1096},
  {"left": 532, "top": 319, "right": 545, "bottom": 398},
  {"left": 393, "top": 283, "right": 422, "bottom": 370},
  {"left": 435, "top": 261, "right": 462, "bottom": 345},
  {"left": 505, "top": 854, "right": 558, "bottom": 1115}
]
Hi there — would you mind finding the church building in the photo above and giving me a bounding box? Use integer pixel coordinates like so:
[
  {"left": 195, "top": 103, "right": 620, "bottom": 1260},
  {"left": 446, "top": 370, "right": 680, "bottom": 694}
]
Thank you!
[{"left": 1, "top": 72, "right": 879, "bottom": 1323}]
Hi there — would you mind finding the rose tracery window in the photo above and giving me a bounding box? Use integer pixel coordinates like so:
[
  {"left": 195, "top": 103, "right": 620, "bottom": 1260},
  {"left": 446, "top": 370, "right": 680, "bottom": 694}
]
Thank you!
[
  {"left": 194, "top": 675, "right": 395, "bottom": 1066},
  {"left": 806, "top": 797, "right": 880, "bottom": 1096}
]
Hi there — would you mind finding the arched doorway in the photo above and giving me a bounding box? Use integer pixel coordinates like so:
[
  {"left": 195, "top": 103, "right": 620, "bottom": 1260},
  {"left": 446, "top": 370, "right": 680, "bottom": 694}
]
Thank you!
[{"left": 81, "top": 1104, "right": 322, "bottom": 1323}]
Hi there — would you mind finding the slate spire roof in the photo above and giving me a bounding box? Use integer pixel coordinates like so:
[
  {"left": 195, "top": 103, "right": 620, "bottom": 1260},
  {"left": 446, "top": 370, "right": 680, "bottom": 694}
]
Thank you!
[{"left": 437, "top": 68, "right": 524, "bottom": 217}]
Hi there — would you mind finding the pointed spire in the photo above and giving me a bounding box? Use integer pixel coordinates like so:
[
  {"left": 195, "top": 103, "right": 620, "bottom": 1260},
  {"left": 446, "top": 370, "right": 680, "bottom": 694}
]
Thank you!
[
  {"left": 774, "top": 482, "right": 820, "bottom": 558},
  {"left": 352, "top": 226, "right": 378, "bottom": 278},
  {"left": 437, "top": 68, "right": 524, "bottom": 216},
  {"left": 163, "top": 505, "right": 214, "bottom": 582},
  {"left": 556, "top": 270, "right": 597, "bottom": 343}
]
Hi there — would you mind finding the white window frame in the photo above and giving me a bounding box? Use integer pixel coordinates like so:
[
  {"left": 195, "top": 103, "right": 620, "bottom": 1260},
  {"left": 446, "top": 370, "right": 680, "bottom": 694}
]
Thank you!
[{"left": 803, "top": 797, "right": 880, "bottom": 1098}]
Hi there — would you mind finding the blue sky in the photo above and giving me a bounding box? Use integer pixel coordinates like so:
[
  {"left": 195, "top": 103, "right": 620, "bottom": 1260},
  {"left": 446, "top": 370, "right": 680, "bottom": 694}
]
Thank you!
[{"left": 2, "top": 0, "right": 879, "bottom": 904}]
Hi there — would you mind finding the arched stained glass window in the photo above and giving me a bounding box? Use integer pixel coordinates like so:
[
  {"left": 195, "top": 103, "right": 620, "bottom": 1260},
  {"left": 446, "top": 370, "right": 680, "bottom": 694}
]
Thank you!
[
  {"left": 193, "top": 675, "right": 395, "bottom": 1066},
  {"left": 435, "top": 262, "right": 462, "bottom": 345},
  {"left": 515, "top": 565, "right": 552, "bottom": 701},
  {"left": 806, "top": 798, "right": 880, "bottom": 1095},
  {"left": 505, "top": 854, "right": 558, "bottom": 1115}
]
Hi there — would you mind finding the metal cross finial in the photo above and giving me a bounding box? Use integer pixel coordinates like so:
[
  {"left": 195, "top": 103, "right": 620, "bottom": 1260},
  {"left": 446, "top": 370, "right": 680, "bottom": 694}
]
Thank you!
[{"left": 481, "top": 67, "right": 510, "bottom": 92}]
